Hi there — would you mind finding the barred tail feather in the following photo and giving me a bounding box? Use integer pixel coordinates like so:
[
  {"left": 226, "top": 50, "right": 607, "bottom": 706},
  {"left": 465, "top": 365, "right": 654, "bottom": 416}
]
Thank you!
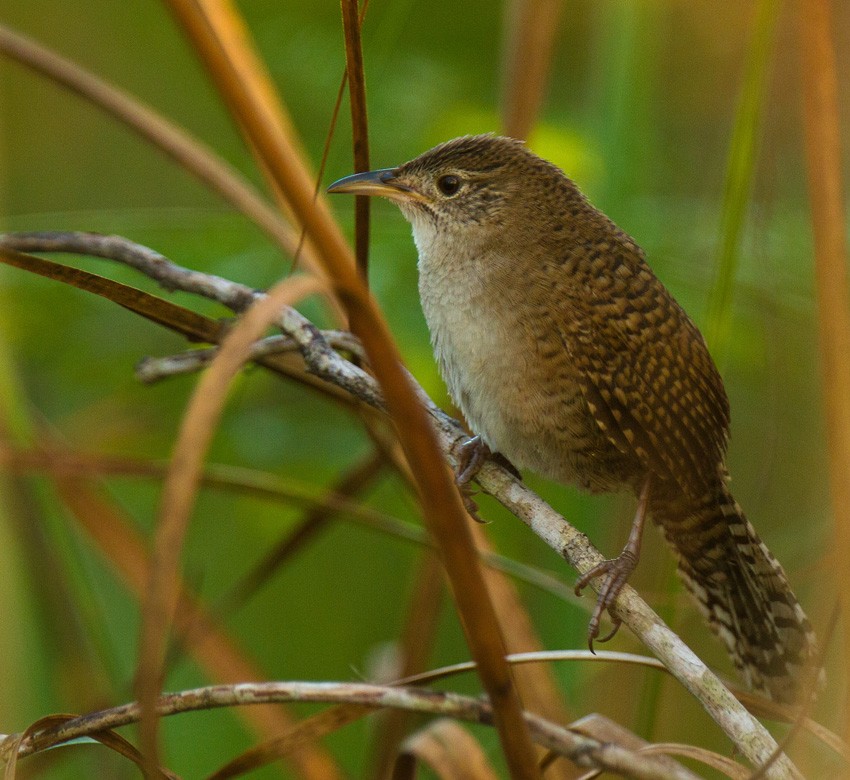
[{"left": 656, "top": 484, "right": 819, "bottom": 703}]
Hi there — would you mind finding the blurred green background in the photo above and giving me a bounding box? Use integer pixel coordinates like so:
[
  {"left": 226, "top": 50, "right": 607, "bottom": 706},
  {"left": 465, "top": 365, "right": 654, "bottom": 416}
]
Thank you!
[{"left": 0, "top": 1, "right": 844, "bottom": 777}]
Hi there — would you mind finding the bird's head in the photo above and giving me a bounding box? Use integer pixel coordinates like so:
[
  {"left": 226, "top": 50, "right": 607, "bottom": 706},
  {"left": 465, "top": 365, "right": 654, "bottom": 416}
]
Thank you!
[{"left": 328, "top": 134, "right": 581, "bottom": 248}]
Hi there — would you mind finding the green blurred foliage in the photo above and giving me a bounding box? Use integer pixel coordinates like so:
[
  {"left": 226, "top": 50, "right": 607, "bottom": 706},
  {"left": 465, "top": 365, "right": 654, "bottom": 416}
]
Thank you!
[{"left": 0, "top": 0, "right": 844, "bottom": 777}]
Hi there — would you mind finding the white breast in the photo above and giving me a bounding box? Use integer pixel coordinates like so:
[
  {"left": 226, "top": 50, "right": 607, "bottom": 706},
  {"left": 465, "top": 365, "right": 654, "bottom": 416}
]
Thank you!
[
  {"left": 414, "top": 224, "right": 531, "bottom": 457},
  {"left": 409, "top": 216, "right": 595, "bottom": 485}
]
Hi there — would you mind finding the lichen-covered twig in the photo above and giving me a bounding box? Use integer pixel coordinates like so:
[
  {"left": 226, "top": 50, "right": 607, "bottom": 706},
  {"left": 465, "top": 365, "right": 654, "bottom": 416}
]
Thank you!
[{"left": 0, "top": 681, "right": 698, "bottom": 780}]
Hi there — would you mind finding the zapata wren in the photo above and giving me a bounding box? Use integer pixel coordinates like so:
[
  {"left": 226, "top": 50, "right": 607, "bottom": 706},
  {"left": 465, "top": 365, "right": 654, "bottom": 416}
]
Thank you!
[{"left": 329, "top": 134, "right": 818, "bottom": 703}]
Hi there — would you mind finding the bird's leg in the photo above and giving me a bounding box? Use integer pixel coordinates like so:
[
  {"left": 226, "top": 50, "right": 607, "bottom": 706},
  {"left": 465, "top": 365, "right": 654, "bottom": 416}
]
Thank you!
[
  {"left": 575, "top": 475, "right": 652, "bottom": 650},
  {"left": 454, "top": 435, "right": 490, "bottom": 522}
]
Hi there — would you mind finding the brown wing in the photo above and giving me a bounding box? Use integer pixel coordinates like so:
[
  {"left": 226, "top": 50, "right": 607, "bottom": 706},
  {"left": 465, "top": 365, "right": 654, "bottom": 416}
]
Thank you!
[{"left": 556, "top": 244, "right": 730, "bottom": 497}]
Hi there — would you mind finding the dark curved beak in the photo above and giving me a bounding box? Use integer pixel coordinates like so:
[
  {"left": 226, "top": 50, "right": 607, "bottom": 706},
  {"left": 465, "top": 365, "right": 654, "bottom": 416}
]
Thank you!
[{"left": 327, "top": 168, "right": 427, "bottom": 202}]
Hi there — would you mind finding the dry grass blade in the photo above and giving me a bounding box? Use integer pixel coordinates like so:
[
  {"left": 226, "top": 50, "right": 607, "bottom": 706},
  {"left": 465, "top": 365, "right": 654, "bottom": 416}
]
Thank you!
[
  {"left": 471, "top": 523, "right": 579, "bottom": 780},
  {"left": 638, "top": 744, "right": 748, "bottom": 780},
  {"left": 340, "top": 0, "right": 371, "bottom": 280},
  {"left": 0, "top": 23, "right": 333, "bottom": 287},
  {"left": 391, "top": 719, "right": 499, "bottom": 780},
  {"left": 134, "top": 275, "right": 319, "bottom": 768},
  {"left": 369, "top": 554, "right": 444, "bottom": 778},
  {"left": 501, "top": 0, "right": 563, "bottom": 140},
  {"left": 50, "top": 468, "right": 342, "bottom": 780},
  {"left": 2, "top": 714, "right": 177, "bottom": 780},
  {"left": 214, "top": 449, "right": 385, "bottom": 617},
  {"left": 0, "top": 246, "right": 227, "bottom": 342},
  {"left": 798, "top": 0, "right": 850, "bottom": 748},
  {"left": 163, "top": 2, "right": 540, "bottom": 774},
  {"left": 205, "top": 705, "right": 369, "bottom": 779}
]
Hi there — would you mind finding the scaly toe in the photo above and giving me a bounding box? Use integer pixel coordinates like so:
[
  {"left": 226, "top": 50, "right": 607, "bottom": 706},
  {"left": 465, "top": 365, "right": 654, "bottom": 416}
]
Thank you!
[
  {"left": 574, "top": 559, "right": 616, "bottom": 597},
  {"left": 461, "top": 489, "right": 487, "bottom": 524},
  {"left": 455, "top": 435, "right": 491, "bottom": 487},
  {"left": 596, "top": 617, "right": 622, "bottom": 645},
  {"left": 576, "top": 554, "right": 636, "bottom": 648}
]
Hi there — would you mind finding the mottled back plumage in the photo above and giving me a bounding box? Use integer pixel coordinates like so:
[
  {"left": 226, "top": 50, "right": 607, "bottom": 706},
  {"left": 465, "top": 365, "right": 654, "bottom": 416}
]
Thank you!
[{"left": 331, "top": 134, "right": 819, "bottom": 702}]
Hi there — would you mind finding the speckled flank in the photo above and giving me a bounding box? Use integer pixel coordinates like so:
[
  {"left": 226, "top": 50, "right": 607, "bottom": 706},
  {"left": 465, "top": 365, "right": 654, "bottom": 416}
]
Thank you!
[{"left": 381, "top": 134, "right": 817, "bottom": 703}]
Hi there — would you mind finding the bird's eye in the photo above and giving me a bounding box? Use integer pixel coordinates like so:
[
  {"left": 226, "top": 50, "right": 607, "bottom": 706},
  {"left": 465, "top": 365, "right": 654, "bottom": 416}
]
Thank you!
[{"left": 437, "top": 174, "right": 461, "bottom": 196}]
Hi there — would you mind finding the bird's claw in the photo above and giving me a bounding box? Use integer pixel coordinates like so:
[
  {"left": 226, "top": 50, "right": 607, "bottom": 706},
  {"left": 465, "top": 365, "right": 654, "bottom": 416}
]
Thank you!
[
  {"left": 460, "top": 488, "right": 489, "bottom": 524},
  {"left": 453, "top": 436, "right": 521, "bottom": 522},
  {"left": 574, "top": 551, "right": 637, "bottom": 651}
]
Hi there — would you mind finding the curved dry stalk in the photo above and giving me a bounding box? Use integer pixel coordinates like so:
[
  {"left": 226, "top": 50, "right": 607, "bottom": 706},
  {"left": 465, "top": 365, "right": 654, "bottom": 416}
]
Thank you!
[
  {"left": 394, "top": 719, "right": 500, "bottom": 780},
  {"left": 638, "top": 743, "right": 749, "bottom": 780},
  {"left": 161, "top": 2, "right": 541, "bottom": 774},
  {"left": 798, "top": 0, "right": 850, "bottom": 753},
  {"left": 43, "top": 463, "right": 342, "bottom": 779},
  {"left": 399, "top": 650, "right": 668, "bottom": 687},
  {"left": 0, "top": 682, "right": 698, "bottom": 780},
  {"left": 1, "top": 714, "right": 177, "bottom": 780},
  {"left": 501, "top": 0, "right": 563, "bottom": 140},
  {"left": 134, "top": 270, "right": 321, "bottom": 767}
]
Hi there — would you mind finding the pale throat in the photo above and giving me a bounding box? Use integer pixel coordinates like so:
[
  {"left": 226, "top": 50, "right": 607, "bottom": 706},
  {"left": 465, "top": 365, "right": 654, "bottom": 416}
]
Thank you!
[{"left": 406, "top": 213, "right": 537, "bottom": 460}]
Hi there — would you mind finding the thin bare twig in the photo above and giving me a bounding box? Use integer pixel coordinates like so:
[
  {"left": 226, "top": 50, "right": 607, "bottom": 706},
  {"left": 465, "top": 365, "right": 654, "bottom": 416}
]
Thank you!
[{"left": 135, "top": 329, "right": 363, "bottom": 384}]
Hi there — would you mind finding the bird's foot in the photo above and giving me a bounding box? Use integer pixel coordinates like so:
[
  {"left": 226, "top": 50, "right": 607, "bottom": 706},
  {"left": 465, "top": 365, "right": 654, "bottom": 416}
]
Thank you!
[
  {"left": 574, "top": 476, "right": 652, "bottom": 651},
  {"left": 574, "top": 551, "right": 638, "bottom": 650},
  {"left": 454, "top": 436, "right": 490, "bottom": 523}
]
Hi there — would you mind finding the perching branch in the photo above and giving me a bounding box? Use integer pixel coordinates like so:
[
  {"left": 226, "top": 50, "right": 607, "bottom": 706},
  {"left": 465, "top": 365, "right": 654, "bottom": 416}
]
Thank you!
[{"left": 0, "top": 231, "right": 801, "bottom": 779}]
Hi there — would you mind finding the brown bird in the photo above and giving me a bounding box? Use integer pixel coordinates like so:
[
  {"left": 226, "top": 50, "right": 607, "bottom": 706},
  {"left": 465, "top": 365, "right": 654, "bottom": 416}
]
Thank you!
[{"left": 329, "top": 134, "right": 818, "bottom": 703}]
